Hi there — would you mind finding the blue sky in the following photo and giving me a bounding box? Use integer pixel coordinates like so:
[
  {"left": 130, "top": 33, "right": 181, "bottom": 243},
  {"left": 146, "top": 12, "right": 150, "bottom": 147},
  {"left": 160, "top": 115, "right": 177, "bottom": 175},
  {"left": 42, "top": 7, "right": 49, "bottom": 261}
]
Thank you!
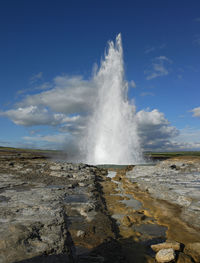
[{"left": 0, "top": 0, "right": 200, "bottom": 151}]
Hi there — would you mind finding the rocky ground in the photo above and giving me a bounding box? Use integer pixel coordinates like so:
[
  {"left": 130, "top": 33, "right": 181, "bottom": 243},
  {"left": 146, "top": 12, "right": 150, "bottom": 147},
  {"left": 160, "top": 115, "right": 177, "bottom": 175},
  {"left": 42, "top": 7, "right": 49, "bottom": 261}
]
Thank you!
[
  {"left": 124, "top": 157, "right": 200, "bottom": 262},
  {"left": 0, "top": 149, "right": 200, "bottom": 263},
  {"left": 0, "top": 150, "right": 116, "bottom": 263},
  {"left": 127, "top": 158, "right": 200, "bottom": 229}
]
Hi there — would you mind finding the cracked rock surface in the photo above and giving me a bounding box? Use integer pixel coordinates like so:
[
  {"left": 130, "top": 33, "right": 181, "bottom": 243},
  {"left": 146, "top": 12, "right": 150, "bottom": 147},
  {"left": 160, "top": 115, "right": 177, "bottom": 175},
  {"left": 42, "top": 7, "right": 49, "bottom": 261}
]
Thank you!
[
  {"left": 0, "top": 150, "right": 112, "bottom": 263},
  {"left": 1, "top": 150, "right": 200, "bottom": 263},
  {"left": 127, "top": 157, "right": 200, "bottom": 229}
]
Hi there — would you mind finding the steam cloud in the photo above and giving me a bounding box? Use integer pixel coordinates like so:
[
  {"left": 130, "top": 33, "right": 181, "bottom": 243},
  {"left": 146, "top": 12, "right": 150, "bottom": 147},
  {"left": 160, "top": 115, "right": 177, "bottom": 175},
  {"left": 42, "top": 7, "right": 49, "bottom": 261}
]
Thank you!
[{"left": 1, "top": 35, "right": 199, "bottom": 156}]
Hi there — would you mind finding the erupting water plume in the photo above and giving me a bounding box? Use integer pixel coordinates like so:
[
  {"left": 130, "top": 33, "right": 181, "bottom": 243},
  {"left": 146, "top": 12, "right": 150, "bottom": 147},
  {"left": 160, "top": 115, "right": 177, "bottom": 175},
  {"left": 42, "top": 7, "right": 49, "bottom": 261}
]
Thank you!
[{"left": 83, "top": 34, "right": 144, "bottom": 164}]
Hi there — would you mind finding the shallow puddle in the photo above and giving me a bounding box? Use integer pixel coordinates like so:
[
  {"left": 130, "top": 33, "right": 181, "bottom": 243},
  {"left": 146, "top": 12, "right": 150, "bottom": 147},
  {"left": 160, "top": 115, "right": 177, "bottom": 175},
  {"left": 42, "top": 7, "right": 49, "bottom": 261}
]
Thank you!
[
  {"left": 133, "top": 223, "right": 167, "bottom": 238},
  {"left": 119, "top": 198, "right": 142, "bottom": 210},
  {"left": 64, "top": 194, "right": 89, "bottom": 203},
  {"left": 111, "top": 213, "right": 124, "bottom": 222},
  {"left": 107, "top": 171, "right": 117, "bottom": 178},
  {"left": 45, "top": 184, "right": 65, "bottom": 189},
  {"left": 106, "top": 167, "right": 168, "bottom": 244}
]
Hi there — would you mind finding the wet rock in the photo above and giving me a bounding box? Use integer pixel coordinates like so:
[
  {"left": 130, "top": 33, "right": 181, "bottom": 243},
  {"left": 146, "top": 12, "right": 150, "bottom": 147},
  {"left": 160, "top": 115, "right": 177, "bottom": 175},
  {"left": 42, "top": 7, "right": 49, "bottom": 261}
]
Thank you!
[
  {"left": 0, "top": 153, "right": 113, "bottom": 263},
  {"left": 177, "top": 196, "right": 192, "bottom": 207},
  {"left": 79, "top": 255, "right": 105, "bottom": 262},
  {"left": 50, "top": 164, "right": 62, "bottom": 170},
  {"left": 151, "top": 240, "right": 181, "bottom": 252},
  {"left": 177, "top": 252, "right": 193, "bottom": 263},
  {"left": 79, "top": 182, "right": 86, "bottom": 187},
  {"left": 155, "top": 248, "right": 175, "bottom": 262},
  {"left": 126, "top": 158, "right": 200, "bottom": 229},
  {"left": 145, "top": 254, "right": 156, "bottom": 263},
  {"left": 130, "top": 211, "right": 146, "bottom": 224},
  {"left": 0, "top": 176, "right": 73, "bottom": 263},
  {"left": 76, "top": 230, "right": 85, "bottom": 237},
  {"left": 170, "top": 164, "right": 177, "bottom": 170},
  {"left": 184, "top": 242, "right": 200, "bottom": 262},
  {"left": 121, "top": 215, "right": 132, "bottom": 227}
]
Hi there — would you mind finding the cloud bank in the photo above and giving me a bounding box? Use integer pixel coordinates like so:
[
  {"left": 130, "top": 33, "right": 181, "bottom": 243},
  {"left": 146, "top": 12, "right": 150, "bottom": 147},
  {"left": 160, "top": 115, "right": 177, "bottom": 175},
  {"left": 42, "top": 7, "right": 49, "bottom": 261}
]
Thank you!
[
  {"left": 135, "top": 109, "right": 179, "bottom": 151},
  {"left": 1, "top": 72, "right": 199, "bottom": 154},
  {"left": 191, "top": 107, "right": 200, "bottom": 118}
]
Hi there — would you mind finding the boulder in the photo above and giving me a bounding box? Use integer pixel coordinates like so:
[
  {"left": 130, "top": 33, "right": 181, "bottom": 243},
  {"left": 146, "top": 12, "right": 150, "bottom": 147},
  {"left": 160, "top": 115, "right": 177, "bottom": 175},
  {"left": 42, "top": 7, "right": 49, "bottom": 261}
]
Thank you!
[
  {"left": 155, "top": 248, "right": 175, "bottom": 263},
  {"left": 76, "top": 230, "right": 85, "bottom": 237},
  {"left": 151, "top": 240, "right": 180, "bottom": 252}
]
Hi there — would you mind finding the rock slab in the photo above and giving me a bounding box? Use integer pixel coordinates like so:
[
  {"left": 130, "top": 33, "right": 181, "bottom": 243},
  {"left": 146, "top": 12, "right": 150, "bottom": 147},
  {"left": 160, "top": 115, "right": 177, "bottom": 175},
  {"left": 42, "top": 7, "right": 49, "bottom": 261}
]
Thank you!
[
  {"left": 155, "top": 248, "right": 175, "bottom": 263},
  {"left": 127, "top": 159, "right": 200, "bottom": 229},
  {"left": 0, "top": 157, "right": 110, "bottom": 263},
  {"left": 151, "top": 240, "right": 180, "bottom": 252}
]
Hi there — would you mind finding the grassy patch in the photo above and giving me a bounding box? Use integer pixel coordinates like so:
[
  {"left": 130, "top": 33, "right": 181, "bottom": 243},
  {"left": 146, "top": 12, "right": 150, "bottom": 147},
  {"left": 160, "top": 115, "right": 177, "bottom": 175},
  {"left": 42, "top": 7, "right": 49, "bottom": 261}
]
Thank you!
[
  {"left": 0, "top": 146, "right": 60, "bottom": 154},
  {"left": 145, "top": 151, "right": 200, "bottom": 158}
]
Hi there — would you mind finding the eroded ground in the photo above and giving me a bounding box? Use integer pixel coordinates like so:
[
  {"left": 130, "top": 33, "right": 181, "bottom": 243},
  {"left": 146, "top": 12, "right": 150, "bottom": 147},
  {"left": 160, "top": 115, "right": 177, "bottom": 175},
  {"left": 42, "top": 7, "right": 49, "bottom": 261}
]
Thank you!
[{"left": 0, "top": 149, "right": 200, "bottom": 263}]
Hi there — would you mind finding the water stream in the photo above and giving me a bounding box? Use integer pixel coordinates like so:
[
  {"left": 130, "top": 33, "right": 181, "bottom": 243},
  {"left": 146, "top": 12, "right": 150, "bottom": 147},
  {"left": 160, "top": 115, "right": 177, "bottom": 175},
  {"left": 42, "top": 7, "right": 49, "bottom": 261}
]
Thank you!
[
  {"left": 106, "top": 170, "right": 167, "bottom": 242},
  {"left": 83, "top": 34, "right": 144, "bottom": 165}
]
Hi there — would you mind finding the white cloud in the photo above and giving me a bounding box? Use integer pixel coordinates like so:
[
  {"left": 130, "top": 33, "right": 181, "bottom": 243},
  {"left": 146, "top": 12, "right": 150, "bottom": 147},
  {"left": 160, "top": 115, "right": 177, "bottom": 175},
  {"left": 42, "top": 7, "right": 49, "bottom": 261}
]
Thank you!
[
  {"left": 1, "top": 71, "right": 199, "bottom": 153},
  {"left": 29, "top": 129, "right": 40, "bottom": 135},
  {"left": 30, "top": 72, "right": 43, "bottom": 84},
  {"left": 129, "top": 80, "right": 136, "bottom": 88},
  {"left": 19, "top": 75, "right": 96, "bottom": 115},
  {"left": 23, "top": 133, "right": 81, "bottom": 159},
  {"left": 144, "top": 47, "right": 156, "bottom": 54},
  {"left": 16, "top": 82, "right": 51, "bottom": 96},
  {"left": 135, "top": 109, "right": 179, "bottom": 150},
  {"left": 172, "top": 127, "right": 200, "bottom": 150},
  {"left": 9, "top": 102, "right": 200, "bottom": 152},
  {"left": 190, "top": 107, "right": 200, "bottom": 117},
  {"left": 160, "top": 141, "right": 200, "bottom": 151},
  {"left": 23, "top": 133, "right": 68, "bottom": 143},
  {"left": 145, "top": 56, "right": 172, "bottom": 80},
  {"left": 1, "top": 105, "right": 81, "bottom": 127},
  {"left": 20, "top": 108, "right": 181, "bottom": 153},
  {"left": 1, "top": 75, "right": 96, "bottom": 128},
  {"left": 144, "top": 44, "right": 166, "bottom": 54},
  {"left": 176, "top": 127, "right": 200, "bottom": 143},
  {"left": 135, "top": 110, "right": 200, "bottom": 151}
]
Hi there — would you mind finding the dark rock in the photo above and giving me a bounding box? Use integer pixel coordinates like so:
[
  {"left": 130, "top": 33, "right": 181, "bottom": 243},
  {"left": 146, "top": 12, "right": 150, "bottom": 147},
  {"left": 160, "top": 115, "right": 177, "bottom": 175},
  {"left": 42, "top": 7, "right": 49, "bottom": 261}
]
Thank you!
[{"left": 170, "top": 164, "right": 177, "bottom": 169}]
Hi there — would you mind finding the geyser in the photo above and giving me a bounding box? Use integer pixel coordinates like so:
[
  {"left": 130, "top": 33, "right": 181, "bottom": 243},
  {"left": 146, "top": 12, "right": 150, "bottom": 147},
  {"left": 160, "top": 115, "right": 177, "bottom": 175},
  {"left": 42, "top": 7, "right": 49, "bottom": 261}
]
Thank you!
[{"left": 84, "top": 34, "right": 143, "bottom": 164}]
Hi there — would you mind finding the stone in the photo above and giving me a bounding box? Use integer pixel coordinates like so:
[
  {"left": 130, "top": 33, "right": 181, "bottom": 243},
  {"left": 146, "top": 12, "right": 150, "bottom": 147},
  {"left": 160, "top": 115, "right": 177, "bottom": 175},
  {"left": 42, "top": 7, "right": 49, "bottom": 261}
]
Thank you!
[
  {"left": 126, "top": 159, "right": 200, "bottom": 230},
  {"left": 177, "top": 196, "right": 192, "bottom": 207},
  {"left": 155, "top": 248, "right": 175, "bottom": 263},
  {"left": 145, "top": 254, "right": 156, "bottom": 263},
  {"left": 170, "top": 164, "right": 177, "bottom": 169},
  {"left": 129, "top": 212, "right": 146, "bottom": 224},
  {"left": 184, "top": 242, "right": 200, "bottom": 263},
  {"left": 0, "top": 154, "right": 111, "bottom": 263},
  {"left": 151, "top": 240, "right": 181, "bottom": 252},
  {"left": 121, "top": 215, "right": 132, "bottom": 227},
  {"left": 79, "top": 182, "right": 85, "bottom": 187},
  {"left": 177, "top": 252, "right": 193, "bottom": 263},
  {"left": 76, "top": 230, "right": 85, "bottom": 237}
]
